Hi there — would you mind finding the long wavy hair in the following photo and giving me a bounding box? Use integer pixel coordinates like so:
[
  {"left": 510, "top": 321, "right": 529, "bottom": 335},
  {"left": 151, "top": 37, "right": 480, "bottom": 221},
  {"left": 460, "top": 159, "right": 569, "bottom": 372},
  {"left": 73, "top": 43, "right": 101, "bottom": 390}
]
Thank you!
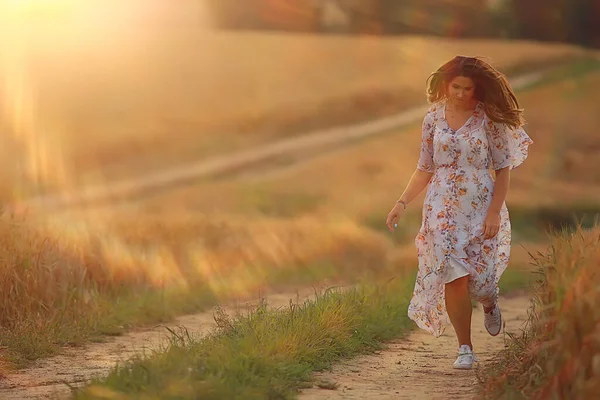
[{"left": 426, "top": 56, "right": 525, "bottom": 129}]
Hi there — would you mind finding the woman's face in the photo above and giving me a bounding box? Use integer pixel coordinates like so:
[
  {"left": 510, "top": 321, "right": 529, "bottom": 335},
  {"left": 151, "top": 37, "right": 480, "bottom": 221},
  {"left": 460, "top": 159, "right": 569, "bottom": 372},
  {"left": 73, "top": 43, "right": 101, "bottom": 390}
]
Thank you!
[{"left": 447, "top": 76, "right": 476, "bottom": 104}]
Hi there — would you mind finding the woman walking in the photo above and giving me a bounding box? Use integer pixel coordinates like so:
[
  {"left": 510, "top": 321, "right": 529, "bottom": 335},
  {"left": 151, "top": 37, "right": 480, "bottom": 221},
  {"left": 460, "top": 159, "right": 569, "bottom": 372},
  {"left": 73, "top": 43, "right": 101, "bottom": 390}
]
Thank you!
[{"left": 385, "top": 56, "right": 533, "bottom": 369}]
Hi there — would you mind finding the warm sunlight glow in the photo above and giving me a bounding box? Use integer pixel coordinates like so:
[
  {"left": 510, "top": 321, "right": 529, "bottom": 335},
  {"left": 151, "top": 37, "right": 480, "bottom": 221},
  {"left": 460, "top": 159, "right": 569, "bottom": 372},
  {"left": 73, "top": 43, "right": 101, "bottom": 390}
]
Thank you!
[
  {"left": 0, "top": 0, "right": 183, "bottom": 201},
  {"left": 0, "top": 2, "right": 74, "bottom": 200},
  {"left": 0, "top": 0, "right": 81, "bottom": 27}
]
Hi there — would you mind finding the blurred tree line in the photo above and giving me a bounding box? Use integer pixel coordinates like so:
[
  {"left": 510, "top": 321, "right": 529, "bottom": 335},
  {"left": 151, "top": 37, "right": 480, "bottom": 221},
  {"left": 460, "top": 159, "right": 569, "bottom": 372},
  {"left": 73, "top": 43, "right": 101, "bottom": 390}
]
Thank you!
[
  {"left": 204, "top": 0, "right": 600, "bottom": 48},
  {"left": 501, "top": 0, "right": 599, "bottom": 48}
]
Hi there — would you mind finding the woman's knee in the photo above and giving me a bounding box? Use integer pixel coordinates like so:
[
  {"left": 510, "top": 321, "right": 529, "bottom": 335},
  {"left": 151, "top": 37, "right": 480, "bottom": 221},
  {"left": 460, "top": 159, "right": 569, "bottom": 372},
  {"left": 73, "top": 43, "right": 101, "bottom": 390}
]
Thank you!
[{"left": 445, "top": 275, "right": 469, "bottom": 292}]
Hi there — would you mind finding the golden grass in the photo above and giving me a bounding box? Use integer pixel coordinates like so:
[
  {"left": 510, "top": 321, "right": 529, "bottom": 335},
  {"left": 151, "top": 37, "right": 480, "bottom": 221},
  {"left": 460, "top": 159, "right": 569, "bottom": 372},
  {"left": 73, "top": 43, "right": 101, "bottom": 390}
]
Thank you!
[
  {"left": 0, "top": 209, "right": 392, "bottom": 368},
  {"left": 135, "top": 71, "right": 600, "bottom": 223},
  {"left": 477, "top": 225, "right": 600, "bottom": 399},
  {"left": 98, "top": 211, "right": 391, "bottom": 294},
  {"left": 27, "top": 209, "right": 392, "bottom": 300},
  {"left": 0, "top": 11, "right": 588, "bottom": 193},
  {"left": 0, "top": 20, "right": 596, "bottom": 370}
]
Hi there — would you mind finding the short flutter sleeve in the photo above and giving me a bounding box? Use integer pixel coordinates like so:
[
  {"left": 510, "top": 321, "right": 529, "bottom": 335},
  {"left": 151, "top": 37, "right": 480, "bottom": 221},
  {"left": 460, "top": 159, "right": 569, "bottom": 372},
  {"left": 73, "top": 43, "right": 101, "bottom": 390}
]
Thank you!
[
  {"left": 417, "top": 111, "right": 436, "bottom": 172},
  {"left": 485, "top": 117, "right": 533, "bottom": 170}
]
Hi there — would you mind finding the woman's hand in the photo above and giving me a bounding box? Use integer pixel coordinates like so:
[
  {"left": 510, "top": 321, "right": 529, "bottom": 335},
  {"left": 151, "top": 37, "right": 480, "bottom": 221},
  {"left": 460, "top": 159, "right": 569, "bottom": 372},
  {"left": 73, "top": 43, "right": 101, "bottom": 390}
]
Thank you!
[
  {"left": 482, "top": 211, "right": 501, "bottom": 239},
  {"left": 386, "top": 203, "right": 406, "bottom": 232}
]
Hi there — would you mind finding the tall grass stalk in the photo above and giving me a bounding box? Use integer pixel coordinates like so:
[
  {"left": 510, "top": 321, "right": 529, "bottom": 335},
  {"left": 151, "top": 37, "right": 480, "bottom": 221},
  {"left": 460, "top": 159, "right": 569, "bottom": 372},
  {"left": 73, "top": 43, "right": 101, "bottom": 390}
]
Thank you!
[{"left": 477, "top": 225, "right": 600, "bottom": 399}]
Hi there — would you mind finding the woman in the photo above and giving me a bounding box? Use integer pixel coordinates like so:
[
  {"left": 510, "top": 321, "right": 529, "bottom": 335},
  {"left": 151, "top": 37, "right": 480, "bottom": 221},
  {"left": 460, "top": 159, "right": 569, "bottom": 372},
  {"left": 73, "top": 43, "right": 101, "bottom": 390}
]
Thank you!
[{"left": 385, "top": 55, "right": 533, "bottom": 370}]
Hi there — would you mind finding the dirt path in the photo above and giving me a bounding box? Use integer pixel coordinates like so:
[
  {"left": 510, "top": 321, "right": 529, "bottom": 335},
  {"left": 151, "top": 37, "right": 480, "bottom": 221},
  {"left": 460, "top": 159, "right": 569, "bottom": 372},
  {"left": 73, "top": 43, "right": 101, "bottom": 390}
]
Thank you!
[
  {"left": 0, "top": 289, "right": 529, "bottom": 400},
  {"left": 299, "top": 294, "right": 530, "bottom": 400},
  {"left": 0, "top": 289, "right": 319, "bottom": 400}
]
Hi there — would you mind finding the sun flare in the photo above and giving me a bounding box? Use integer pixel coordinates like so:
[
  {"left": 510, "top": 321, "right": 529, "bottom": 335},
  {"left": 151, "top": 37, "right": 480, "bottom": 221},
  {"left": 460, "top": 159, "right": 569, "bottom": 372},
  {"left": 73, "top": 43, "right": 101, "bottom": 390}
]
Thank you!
[{"left": 0, "top": 0, "right": 78, "bottom": 20}]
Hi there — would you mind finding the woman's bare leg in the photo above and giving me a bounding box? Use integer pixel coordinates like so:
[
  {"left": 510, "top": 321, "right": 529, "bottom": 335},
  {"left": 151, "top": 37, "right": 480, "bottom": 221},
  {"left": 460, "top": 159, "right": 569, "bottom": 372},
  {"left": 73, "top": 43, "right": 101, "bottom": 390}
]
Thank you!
[{"left": 445, "top": 276, "right": 473, "bottom": 349}]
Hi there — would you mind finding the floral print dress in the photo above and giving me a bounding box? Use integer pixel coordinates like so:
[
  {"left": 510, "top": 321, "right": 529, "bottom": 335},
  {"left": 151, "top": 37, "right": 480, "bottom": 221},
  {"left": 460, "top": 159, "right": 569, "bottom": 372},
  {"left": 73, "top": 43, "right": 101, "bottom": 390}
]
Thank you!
[{"left": 407, "top": 100, "right": 533, "bottom": 338}]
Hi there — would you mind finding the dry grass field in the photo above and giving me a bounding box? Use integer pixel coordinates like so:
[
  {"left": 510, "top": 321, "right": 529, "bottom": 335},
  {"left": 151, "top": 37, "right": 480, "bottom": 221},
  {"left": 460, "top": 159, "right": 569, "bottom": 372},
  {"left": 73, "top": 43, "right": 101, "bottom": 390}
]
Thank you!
[
  {"left": 0, "top": 1, "right": 589, "bottom": 198},
  {"left": 133, "top": 69, "right": 600, "bottom": 223},
  {"left": 109, "top": 66, "right": 599, "bottom": 278},
  {"left": 0, "top": 208, "right": 393, "bottom": 369},
  {"left": 0, "top": 2, "right": 598, "bottom": 376}
]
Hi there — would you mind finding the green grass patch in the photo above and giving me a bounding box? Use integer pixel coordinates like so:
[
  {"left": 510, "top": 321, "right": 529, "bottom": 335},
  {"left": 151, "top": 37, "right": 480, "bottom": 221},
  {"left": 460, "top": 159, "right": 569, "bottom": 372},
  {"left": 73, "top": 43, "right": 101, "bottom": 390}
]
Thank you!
[
  {"left": 514, "top": 55, "right": 600, "bottom": 92},
  {"left": 93, "top": 283, "right": 219, "bottom": 336},
  {"left": 509, "top": 203, "right": 600, "bottom": 242},
  {"left": 73, "top": 276, "right": 415, "bottom": 400},
  {"left": 498, "top": 266, "right": 540, "bottom": 295}
]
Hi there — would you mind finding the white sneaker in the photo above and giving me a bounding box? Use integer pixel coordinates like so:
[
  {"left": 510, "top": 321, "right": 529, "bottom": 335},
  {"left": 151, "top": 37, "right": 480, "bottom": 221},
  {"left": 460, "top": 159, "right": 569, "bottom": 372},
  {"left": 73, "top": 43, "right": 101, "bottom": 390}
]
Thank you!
[
  {"left": 453, "top": 344, "right": 476, "bottom": 370},
  {"left": 484, "top": 303, "right": 502, "bottom": 337}
]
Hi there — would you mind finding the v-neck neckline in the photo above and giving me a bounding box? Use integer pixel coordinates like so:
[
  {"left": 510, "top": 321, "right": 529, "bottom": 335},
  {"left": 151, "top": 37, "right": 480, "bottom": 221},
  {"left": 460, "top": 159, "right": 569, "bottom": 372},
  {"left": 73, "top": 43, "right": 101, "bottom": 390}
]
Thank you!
[{"left": 443, "top": 101, "right": 480, "bottom": 132}]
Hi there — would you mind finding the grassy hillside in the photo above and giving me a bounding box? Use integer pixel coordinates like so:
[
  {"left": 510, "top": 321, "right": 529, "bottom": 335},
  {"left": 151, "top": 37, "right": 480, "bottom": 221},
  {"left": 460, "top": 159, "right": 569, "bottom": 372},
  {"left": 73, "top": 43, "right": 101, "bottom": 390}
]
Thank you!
[
  {"left": 0, "top": 16, "right": 588, "bottom": 197},
  {"left": 135, "top": 68, "right": 600, "bottom": 242}
]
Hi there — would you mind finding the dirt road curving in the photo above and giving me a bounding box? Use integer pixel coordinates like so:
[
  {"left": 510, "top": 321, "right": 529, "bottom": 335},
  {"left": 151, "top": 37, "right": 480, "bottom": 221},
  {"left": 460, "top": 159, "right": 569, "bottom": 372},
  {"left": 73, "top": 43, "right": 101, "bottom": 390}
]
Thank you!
[{"left": 298, "top": 295, "right": 530, "bottom": 400}]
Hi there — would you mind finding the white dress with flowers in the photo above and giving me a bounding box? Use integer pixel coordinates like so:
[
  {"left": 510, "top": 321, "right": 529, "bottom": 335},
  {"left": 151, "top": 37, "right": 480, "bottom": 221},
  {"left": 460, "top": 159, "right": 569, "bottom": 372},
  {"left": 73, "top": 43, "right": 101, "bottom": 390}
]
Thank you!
[{"left": 407, "top": 100, "right": 533, "bottom": 337}]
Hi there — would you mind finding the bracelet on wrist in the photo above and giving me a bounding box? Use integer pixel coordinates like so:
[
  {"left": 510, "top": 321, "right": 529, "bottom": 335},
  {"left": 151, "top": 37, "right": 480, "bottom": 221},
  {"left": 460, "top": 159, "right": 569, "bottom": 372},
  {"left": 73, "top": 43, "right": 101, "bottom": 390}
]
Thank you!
[{"left": 396, "top": 200, "right": 407, "bottom": 209}]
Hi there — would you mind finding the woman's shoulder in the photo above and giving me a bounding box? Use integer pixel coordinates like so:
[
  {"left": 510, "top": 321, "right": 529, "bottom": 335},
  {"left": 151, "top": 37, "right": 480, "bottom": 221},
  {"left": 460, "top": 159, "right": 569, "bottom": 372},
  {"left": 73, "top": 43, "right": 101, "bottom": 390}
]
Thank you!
[
  {"left": 424, "top": 100, "right": 445, "bottom": 121},
  {"left": 427, "top": 99, "right": 445, "bottom": 113},
  {"left": 480, "top": 103, "right": 526, "bottom": 131}
]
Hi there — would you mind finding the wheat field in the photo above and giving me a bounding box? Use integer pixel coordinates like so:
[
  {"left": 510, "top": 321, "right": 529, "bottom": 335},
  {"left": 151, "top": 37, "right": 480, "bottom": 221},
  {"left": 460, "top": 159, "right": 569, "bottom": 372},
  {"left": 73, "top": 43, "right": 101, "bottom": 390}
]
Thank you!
[
  {"left": 0, "top": 4, "right": 597, "bottom": 369},
  {"left": 0, "top": 5, "right": 589, "bottom": 196},
  {"left": 134, "top": 70, "right": 600, "bottom": 220},
  {"left": 115, "top": 67, "right": 599, "bottom": 274}
]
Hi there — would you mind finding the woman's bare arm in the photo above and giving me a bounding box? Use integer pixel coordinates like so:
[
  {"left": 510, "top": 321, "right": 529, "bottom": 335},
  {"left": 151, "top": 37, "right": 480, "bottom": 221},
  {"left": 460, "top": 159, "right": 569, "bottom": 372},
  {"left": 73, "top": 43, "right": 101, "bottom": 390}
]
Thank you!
[
  {"left": 396, "top": 168, "right": 434, "bottom": 206},
  {"left": 386, "top": 168, "right": 433, "bottom": 231}
]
